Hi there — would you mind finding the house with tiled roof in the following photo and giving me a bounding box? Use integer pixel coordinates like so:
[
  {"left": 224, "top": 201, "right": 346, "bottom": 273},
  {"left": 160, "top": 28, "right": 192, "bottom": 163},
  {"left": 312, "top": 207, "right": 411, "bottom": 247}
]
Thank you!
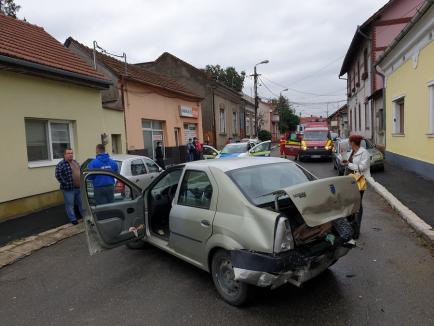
[
  {"left": 0, "top": 14, "right": 126, "bottom": 220},
  {"left": 66, "top": 38, "right": 204, "bottom": 163},
  {"left": 136, "top": 52, "right": 244, "bottom": 149},
  {"left": 339, "top": 0, "right": 424, "bottom": 150}
]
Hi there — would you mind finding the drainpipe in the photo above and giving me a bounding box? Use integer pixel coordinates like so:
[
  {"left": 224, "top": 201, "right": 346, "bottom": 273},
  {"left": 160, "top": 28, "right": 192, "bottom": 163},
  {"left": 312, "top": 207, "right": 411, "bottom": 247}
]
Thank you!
[
  {"left": 375, "top": 65, "right": 387, "bottom": 151},
  {"left": 120, "top": 76, "right": 129, "bottom": 154},
  {"left": 211, "top": 85, "right": 217, "bottom": 148}
]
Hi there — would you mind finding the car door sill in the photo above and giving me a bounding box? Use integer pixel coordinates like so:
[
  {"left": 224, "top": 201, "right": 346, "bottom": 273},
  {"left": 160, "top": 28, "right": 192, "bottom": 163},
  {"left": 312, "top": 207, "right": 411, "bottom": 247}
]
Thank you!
[{"left": 145, "top": 235, "right": 206, "bottom": 271}]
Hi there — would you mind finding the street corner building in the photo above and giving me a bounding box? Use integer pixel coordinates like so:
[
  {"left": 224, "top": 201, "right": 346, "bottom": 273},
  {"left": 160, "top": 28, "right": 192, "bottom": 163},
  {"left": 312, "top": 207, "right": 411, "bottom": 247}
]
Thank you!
[
  {"left": 339, "top": 0, "right": 424, "bottom": 151},
  {"left": 65, "top": 41, "right": 204, "bottom": 163},
  {"left": 0, "top": 14, "right": 126, "bottom": 221},
  {"left": 377, "top": 0, "right": 434, "bottom": 180},
  {"left": 139, "top": 52, "right": 244, "bottom": 149}
]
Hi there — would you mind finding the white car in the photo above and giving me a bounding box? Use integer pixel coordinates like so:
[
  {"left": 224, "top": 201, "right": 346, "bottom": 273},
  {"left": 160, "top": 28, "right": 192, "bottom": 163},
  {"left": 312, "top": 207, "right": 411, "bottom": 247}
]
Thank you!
[
  {"left": 82, "top": 154, "right": 163, "bottom": 190},
  {"left": 216, "top": 141, "right": 271, "bottom": 159}
]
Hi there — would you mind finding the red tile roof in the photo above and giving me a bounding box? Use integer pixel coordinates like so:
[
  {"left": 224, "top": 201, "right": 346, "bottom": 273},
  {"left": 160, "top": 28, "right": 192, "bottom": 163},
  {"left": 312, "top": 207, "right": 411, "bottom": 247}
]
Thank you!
[
  {"left": 0, "top": 14, "right": 107, "bottom": 81},
  {"left": 66, "top": 38, "right": 202, "bottom": 100}
]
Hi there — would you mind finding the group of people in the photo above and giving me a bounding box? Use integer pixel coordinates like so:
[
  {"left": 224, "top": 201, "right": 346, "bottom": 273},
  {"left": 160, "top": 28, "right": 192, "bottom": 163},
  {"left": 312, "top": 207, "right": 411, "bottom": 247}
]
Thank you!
[
  {"left": 55, "top": 144, "right": 118, "bottom": 225},
  {"left": 186, "top": 137, "right": 202, "bottom": 162}
]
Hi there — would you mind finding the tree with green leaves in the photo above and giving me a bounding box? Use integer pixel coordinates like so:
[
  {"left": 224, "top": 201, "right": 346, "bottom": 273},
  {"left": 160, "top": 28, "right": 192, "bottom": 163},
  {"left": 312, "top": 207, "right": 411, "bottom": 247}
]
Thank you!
[
  {"left": 205, "top": 65, "right": 246, "bottom": 92},
  {"left": 0, "top": 0, "right": 21, "bottom": 18},
  {"left": 276, "top": 95, "right": 299, "bottom": 133}
]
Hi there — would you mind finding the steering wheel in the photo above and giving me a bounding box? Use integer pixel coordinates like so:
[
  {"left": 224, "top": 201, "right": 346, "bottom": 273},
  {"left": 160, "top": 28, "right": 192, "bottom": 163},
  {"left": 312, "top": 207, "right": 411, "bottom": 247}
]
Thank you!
[{"left": 167, "top": 184, "right": 178, "bottom": 202}]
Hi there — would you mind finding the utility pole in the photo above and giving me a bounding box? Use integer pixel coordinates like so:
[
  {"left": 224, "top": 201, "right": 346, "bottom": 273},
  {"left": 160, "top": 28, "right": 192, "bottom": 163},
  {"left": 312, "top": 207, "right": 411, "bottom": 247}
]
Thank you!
[
  {"left": 252, "top": 60, "right": 269, "bottom": 136},
  {"left": 253, "top": 65, "right": 258, "bottom": 136}
]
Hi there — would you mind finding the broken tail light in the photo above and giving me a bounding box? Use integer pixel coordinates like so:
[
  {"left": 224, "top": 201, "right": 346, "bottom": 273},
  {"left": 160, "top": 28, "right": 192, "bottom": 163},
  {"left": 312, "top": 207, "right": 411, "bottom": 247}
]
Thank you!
[{"left": 273, "top": 216, "right": 294, "bottom": 253}]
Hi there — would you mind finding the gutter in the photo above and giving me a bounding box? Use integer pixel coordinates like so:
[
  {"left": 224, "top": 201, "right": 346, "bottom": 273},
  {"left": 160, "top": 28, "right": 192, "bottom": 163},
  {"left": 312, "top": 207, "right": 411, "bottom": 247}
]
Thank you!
[
  {"left": 0, "top": 55, "right": 111, "bottom": 89},
  {"left": 375, "top": 65, "right": 387, "bottom": 149}
]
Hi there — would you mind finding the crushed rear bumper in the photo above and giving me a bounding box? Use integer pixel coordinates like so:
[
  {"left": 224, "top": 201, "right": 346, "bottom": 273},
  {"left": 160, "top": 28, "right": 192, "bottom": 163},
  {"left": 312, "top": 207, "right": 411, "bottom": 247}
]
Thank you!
[{"left": 231, "top": 245, "right": 350, "bottom": 288}]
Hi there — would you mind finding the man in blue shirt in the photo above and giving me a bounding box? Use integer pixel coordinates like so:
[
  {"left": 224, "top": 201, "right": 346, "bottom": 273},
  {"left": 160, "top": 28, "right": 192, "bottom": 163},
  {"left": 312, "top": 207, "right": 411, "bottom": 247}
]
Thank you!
[{"left": 87, "top": 144, "right": 119, "bottom": 205}]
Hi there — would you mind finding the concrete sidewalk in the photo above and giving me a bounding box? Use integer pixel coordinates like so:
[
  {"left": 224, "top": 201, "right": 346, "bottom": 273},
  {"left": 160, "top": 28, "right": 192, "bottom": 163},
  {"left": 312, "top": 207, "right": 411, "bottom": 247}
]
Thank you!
[
  {"left": 0, "top": 205, "right": 76, "bottom": 246},
  {"left": 373, "top": 161, "right": 434, "bottom": 228}
]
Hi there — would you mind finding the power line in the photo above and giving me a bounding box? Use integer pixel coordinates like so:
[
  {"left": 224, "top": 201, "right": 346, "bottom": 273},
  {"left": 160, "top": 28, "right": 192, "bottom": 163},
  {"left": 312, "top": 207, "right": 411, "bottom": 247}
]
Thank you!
[
  {"left": 261, "top": 76, "right": 345, "bottom": 97},
  {"left": 290, "top": 55, "right": 345, "bottom": 85},
  {"left": 258, "top": 76, "right": 278, "bottom": 97}
]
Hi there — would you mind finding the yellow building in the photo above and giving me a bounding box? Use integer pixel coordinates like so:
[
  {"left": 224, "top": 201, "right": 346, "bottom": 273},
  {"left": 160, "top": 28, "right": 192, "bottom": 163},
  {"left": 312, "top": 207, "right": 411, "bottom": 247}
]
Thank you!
[
  {"left": 0, "top": 15, "right": 125, "bottom": 220},
  {"left": 378, "top": 1, "right": 434, "bottom": 180}
]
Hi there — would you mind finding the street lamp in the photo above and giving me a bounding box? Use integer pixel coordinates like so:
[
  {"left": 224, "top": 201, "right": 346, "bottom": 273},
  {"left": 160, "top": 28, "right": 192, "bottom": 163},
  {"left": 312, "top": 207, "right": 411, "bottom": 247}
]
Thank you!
[
  {"left": 280, "top": 88, "right": 288, "bottom": 97},
  {"left": 254, "top": 60, "right": 269, "bottom": 136}
]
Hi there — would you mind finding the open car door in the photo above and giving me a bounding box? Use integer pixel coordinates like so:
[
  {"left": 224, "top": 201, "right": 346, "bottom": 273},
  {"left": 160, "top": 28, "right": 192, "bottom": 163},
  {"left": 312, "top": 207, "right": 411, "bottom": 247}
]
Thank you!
[
  {"left": 202, "top": 145, "right": 220, "bottom": 160},
  {"left": 81, "top": 169, "right": 145, "bottom": 255},
  {"left": 248, "top": 140, "right": 272, "bottom": 157}
]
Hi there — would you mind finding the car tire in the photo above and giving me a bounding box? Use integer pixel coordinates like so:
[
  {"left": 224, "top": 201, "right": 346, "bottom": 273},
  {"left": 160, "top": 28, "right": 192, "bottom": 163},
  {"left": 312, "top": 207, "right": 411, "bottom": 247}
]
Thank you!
[
  {"left": 126, "top": 239, "right": 147, "bottom": 250},
  {"left": 211, "top": 249, "right": 252, "bottom": 306}
]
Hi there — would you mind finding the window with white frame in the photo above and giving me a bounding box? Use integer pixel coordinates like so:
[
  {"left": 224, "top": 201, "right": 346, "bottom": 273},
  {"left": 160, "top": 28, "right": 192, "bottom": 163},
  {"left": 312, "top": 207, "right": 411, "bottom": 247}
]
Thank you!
[
  {"left": 365, "top": 102, "right": 370, "bottom": 130},
  {"left": 232, "top": 111, "right": 237, "bottom": 134},
  {"left": 246, "top": 113, "right": 250, "bottom": 137},
  {"left": 393, "top": 97, "right": 405, "bottom": 134},
  {"left": 25, "top": 119, "right": 73, "bottom": 163},
  {"left": 429, "top": 83, "right": 434, "bottom": 134},
  {"left": 219, "top": 108, "right": 226, "bottom": 133}
]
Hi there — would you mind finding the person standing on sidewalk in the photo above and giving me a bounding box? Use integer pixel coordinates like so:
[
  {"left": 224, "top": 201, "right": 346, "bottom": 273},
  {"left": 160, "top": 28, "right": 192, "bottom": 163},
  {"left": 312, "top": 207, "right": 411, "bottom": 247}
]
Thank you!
[
  {"left": 343, "top": 135, "right": 370, "bottom": 239},
  {"left": 193, "top": 137, "right": 202, "bottom": 161},
  {"left": 155, "top": 142, "right": 165, "bottom": 169},
  {"left": 186, "top": 138, "right": 194, "bottom": 162},
  {"left": 88, "top": 144, "right": 119, "bottom": 205},
  {"left": 55, "top": 148, "right": 85, "bottom": 225}
]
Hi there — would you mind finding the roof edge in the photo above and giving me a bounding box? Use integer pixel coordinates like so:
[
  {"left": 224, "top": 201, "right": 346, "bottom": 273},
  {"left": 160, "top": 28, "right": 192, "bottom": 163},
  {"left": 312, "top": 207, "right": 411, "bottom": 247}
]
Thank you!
[{"left": 0, "top": 54, "right": 111, "bottom": 89}]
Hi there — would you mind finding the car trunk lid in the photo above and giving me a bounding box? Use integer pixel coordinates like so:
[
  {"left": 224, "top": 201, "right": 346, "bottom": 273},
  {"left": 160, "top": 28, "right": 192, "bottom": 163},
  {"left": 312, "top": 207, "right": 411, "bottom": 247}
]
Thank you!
[{"left": 273, "top": 176, "right": 360, "bottom": 227}]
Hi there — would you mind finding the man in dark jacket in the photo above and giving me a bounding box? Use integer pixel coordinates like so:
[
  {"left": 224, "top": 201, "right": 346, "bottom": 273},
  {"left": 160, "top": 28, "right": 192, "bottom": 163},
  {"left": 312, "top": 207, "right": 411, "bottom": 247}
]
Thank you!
[
  {"left": 88, "top": 144, "right": 119, "bottom": 205},
  {"left": 155, "top": 142, "right": 165, "bottom": 169},
  {"left": 55, "top": 148, "right": 84, "bottom": 225}
]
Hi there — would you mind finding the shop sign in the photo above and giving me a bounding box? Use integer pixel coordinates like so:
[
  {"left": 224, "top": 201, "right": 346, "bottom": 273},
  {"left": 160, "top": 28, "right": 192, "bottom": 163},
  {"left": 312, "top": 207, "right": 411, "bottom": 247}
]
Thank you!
[
  {"left": 152, "top": 134, "right": 163, "bottom": 141},
  {"left": 180, "top": 106, "right": 199, "bottom": 118}
]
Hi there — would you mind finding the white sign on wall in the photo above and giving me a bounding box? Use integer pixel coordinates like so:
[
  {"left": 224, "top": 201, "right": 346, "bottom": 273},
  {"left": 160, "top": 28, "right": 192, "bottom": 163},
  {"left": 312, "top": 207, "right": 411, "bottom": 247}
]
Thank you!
[{"left": 179, "top": 106, "right": 199, "bottom": 118}]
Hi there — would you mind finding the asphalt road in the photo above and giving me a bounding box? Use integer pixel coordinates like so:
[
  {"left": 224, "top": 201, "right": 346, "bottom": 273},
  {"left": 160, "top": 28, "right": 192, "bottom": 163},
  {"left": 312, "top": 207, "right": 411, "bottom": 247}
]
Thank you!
[{"left": 1, "top": 159, "right": 433, "bottom": 326}]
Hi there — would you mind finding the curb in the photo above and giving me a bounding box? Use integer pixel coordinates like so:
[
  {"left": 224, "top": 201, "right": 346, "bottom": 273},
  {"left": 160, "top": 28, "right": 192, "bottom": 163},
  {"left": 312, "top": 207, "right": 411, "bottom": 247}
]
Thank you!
[
  {"left": 367, "top": 176, "right": 434, "bottom": 244},
  {"left": 0, "top": 222, "right": 84, "bottom": 269}
]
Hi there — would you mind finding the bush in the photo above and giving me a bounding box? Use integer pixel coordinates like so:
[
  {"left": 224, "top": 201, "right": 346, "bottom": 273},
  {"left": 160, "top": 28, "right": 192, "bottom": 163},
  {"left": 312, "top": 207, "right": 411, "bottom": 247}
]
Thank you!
[{"left": 258, "top": 130, "right": 272, "bottom": 142}]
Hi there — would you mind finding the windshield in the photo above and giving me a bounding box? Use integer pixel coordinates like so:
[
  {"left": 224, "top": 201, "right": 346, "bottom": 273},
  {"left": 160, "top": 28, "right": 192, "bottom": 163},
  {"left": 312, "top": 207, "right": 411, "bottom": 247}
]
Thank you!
[
  {"left": 221, "top": 143, "right": 249, "bottom": 154},
  {"left": 303, "top": 131, "right": 329, "bottom": 141},
  {"left": 227, "top": 162, "right": 316, "bottom": 205}
]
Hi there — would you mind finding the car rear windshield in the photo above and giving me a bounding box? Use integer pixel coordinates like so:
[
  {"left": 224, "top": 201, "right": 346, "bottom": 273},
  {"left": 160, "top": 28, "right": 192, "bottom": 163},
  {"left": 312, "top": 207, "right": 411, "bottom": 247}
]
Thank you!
[
  {"left": 303, "top": 131, "right": 329, "bottom": 141},
  {"left": 221, "top": 143, "right": 249, "bottom": 154},
  {"left": 81, "top": 159, "right": 122, "bottom": 171},
  {"left": 227, "top": 162, "right": 315, "bottom": 206}
]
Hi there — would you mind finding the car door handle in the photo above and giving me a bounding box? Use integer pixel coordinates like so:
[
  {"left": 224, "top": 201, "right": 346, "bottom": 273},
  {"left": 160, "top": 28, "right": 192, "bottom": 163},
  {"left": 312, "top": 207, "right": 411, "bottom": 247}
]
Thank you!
[
  {"left": 200, "top": 220, "right": 210, "bottom": 227},
  {"left": 135, "top": 179, "right": 140, "bottom": 183},
  {"left": 127, "top": 208, "right": 135, "bottom": 214}
]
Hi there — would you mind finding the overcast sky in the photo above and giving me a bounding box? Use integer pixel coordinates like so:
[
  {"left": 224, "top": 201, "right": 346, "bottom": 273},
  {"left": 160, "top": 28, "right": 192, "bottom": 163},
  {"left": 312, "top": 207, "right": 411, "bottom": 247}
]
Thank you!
[{"left": 18, "top": 0, "right": 387, "bottom": 116}]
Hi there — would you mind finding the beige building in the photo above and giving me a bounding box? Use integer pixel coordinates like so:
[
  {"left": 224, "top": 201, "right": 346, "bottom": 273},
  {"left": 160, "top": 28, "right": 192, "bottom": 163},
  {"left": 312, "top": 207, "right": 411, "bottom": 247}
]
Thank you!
[{"left": 0, "top": 16, "right": 125, "bottom": 220}]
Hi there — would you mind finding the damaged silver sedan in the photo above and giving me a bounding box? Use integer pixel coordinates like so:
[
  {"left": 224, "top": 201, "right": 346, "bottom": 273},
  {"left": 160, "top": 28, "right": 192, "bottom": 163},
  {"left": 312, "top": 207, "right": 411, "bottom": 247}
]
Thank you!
[{"left": 81, "top": 157, "right": 360, "bottom": 306}]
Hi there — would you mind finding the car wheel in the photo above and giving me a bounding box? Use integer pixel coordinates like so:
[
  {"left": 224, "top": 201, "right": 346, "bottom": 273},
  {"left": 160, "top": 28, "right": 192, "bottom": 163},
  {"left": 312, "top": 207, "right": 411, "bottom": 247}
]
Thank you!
[
  {"left": 126, "top": 239, "right": 147, "bottom": 249},
  {"left": 211, "top": 249, "right": 251, "bottom": 306}
]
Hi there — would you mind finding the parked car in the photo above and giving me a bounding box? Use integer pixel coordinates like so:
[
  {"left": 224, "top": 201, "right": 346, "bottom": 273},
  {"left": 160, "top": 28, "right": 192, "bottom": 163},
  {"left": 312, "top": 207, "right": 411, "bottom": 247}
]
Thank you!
[
  {"left": 81, "top": 154, "right": 163, "bottom": 190},
  {"left": 332, "top": 138, "right": 384, "bottom": 175},
  {"left": 81, "top": 158, "right": 360, "bottom": 305},
  {"left": 216, "top": 140, "right": 271, "bottom": 158},
  {"left": 202, "top": 145, "right": 220, "bottom": 160}
]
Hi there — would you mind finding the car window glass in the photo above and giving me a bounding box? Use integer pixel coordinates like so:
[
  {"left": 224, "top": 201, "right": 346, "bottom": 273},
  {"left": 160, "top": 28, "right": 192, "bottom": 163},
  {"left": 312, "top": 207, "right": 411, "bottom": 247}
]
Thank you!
[
  {"left": 178, "top": 171, "right": 213, "bottom": 209},
  {"left": 85, "top": 174, "right": 132, "bottom": 207},
  {"left": 227, "top": 163, "right": 314, "bottom": 206},
  {"left": 203, "top": 146, "right": 216, "bottom": 156},
  {"left": 131, "top": 159, "right": 146, "bottom": 176},
  {"left": 144, "top": 159, "right": 160, "bottom": 173},
  {"left": 251, "top": 142, "right": 270, "bottom": 153},
  {"left": 150, "top": 169, "right": 183, "bottom": 197}
]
